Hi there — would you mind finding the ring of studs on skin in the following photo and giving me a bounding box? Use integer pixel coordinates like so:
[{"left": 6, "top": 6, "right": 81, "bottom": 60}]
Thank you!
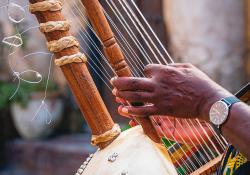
[
  {"left": 108, "top": 152, "right": 119, "bottom": 162},
  {"left": 75, "top": 153, "right": 94, "bottom": 175}
]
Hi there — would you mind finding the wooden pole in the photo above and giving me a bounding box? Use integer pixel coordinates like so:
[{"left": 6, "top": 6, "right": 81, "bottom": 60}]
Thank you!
[
  {"left": 81, "top": 0, "right": 162, "bottom": 144},
  {"left": 29, "top": 0, "right": 116, "bottom": 149}
]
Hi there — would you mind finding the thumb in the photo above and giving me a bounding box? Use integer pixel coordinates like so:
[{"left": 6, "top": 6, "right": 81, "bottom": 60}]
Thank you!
[{"left": 144, "top": 64, "right": 163, "bottom": 78}]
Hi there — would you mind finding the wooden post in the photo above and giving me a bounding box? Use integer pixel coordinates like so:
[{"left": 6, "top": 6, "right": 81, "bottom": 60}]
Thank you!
[
  {"left": 81, "top": 0, "right": 162, "bottom": 144},
  {"left": 29, "top": 0, "right": 116, "bottom": 149}
]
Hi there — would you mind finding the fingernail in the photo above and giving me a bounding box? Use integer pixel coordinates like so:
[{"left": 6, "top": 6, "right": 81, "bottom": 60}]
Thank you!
[
  {"left": 110, "top": 78, "right": 114, "bottom": 85},
  {"left": 122, "top": 107, "right": 128, "bottom": 114},
  {"left": 112, "top": 88, "right": 117, "bottom": 95}
]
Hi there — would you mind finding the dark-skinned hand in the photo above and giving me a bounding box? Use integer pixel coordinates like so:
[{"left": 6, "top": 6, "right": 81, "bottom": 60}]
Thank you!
[
  {"left": 115, "top": 97, "right": 222, "bottom": 150},
  {"left": 111, "top": 63, "right": 232, "bottom": 122},
  {"left": 111, "top": 63, "right": 250, "bottom": 156}
]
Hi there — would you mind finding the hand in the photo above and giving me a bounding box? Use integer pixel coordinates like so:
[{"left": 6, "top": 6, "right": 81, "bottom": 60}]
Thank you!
[
  {"left": 111, "top": 63, "right": 232, "bottom": 122},
  {"left": 116, "top": 97, "right": 214, "bottom": 146}
]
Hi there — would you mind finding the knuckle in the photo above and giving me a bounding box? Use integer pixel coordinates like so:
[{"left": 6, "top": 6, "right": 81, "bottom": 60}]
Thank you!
[
  {"left": 129, "top": 79, "right": 139, "bottom": 89},
  {"left": 116, "top": 90, "right": 125, "bottom": 99},
  {"left": 162, "top": 67, "right": 173, "bottom": 75},
  {"left": 113, "top": 77, "right": 120, "bottom": 86},
  {"left": 144, "top": 64, "right": 153, "bottom": 71},
  {"left": 159, "top": 80, "right": 168, "bottom": 89},
  {"left": 184, "top": 63, "right": 193, "bottom": 68},
  {"left": 144, "top": 66, "right": 152, "bottom": 75},
  {"left": 116, "top": 90, "right": 121, "bottom": 97},
  {"left": 148, "top": 82, "right": 155, "bottom": 91},
  {"left": 133, "top": 92, "right": 142, "bottom": 101},
  {"left": 143, "top": 80, "right": 155, "bottom": 91},
  {"left": 144, "top": 64, "right": 157, "bottom": 74},
  {"left": 182, "top": 67, "right": 194, "bottom": 75}
]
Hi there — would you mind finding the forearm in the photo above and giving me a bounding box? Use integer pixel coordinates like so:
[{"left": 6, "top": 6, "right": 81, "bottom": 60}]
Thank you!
[
  {"left": 111, "top": 63, "right": 250, "bottom": 158},
  {"left": 221, "top": 103, "right": 250, "bottom": 159},
  {"left": 203, "top": 100, "right": 250, "bottom": 159}
]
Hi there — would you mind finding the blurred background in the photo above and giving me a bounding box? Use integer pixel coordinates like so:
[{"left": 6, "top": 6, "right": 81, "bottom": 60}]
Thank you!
[{"left": 0, "top": 0, "right": 249, "bottom": 174}]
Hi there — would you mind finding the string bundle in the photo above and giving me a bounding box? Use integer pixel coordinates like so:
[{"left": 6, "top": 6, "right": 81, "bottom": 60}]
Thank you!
[{"left": 1, "top": 0, "right": 228, "bottom": 174}]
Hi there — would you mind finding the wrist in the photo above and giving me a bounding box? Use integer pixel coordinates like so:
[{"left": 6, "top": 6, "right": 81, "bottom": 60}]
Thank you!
[{"left": 199, "top": 89, "right": 232, "bottom": 122}]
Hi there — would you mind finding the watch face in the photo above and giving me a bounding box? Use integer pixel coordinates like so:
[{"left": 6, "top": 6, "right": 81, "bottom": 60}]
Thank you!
[{"left": 209, "top": 101, "right": 229, "bottom": 125}]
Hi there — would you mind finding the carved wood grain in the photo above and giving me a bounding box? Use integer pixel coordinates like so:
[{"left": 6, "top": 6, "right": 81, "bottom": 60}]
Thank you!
[
  {"left": 81, "top": 0, "right": 162, "bottom": 144},
  {"left": 29, "top": 0, "right": 117, "bottom": 149}
]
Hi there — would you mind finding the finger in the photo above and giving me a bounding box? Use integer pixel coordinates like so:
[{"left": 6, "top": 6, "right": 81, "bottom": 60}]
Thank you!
[
  {"left": 151, "top": 115, "right": 172, "bottom": 123},
  {"left": 185, "top": 119, "right": 205, "bottom": 126},
  {"left": 122, "top": 105, "right": 159, "bottom": 117},
  {"left": 160, "top": 115, "right": 172, "bottom": 120},
  {"left": 116, "top": 97, "right": 129, "bottom": 105},
  {"left": 155, "top": 125, "right": 164, "bottom": 138},
  {"left": 145, "top": 64, "right": 178, "bottom": 79},
  {"left": 144, "top": 64, "right": 164, "bottom": 77},
  {"left": 151, "top": 115, "right": 161, "bottom": 124},
  {"left": 111, "top": 77, "right": 154, "bottom": 92},
  {"left": 168, "top": 63, "right": 193, "bottom": 68},
  {"left": 151, "top": 115, "right": 169, "bottom": 125},
  {"left": 118, "top": 106, "right": 133, "bottom": 119},
  {"left": 129, "top": 120, "right": 137, "bottom": 127},
  {"left": 115, "top": 90, "right": 155, "bottom": 103},
  {"left": 155, "top": 125, "right": 175, "bottom": 140},
  {"left": 155, "top": 116, "right": 175, "bottom": 128},
  {"left": 161, "top": 116, "right": 175, "bottom": 122},
  {"left": 196, "top": 118, "right": 206, "bottom": 123}
]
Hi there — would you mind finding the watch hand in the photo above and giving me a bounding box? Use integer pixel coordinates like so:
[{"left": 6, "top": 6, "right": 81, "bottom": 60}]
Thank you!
[
  {"left": 214, "top": 108, "right": 220, "bottom": 113},
  {"left": 213, "top": 109, "right": 223, "bottom": 117}
]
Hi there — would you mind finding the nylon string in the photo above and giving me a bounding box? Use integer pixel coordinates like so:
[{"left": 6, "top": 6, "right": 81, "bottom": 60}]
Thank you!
[
  {"left": 2, "top": 0, "right": 227, "bottom": 173},
  {"left": 103, "top": 0, "right": 224, "bottom": 166},
  {"left": 74, "top": 0, "right": 225, "bottom": 172},
  {"left": 69, "top": 1, "right": 202, "bottom": 172}
]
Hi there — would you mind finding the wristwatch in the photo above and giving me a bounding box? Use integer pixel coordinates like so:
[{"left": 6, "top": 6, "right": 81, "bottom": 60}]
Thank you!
[{"left": 209, "top": 96, "right": 241, "bottom": 136}]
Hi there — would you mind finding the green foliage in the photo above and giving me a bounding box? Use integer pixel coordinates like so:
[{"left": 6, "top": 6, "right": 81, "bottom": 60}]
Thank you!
[
  {"left": 0, "top": 83, "right": 13, "bottom": 110},
  {"left": 0, "top": 81, "right": 58, "bottom": 110}
]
